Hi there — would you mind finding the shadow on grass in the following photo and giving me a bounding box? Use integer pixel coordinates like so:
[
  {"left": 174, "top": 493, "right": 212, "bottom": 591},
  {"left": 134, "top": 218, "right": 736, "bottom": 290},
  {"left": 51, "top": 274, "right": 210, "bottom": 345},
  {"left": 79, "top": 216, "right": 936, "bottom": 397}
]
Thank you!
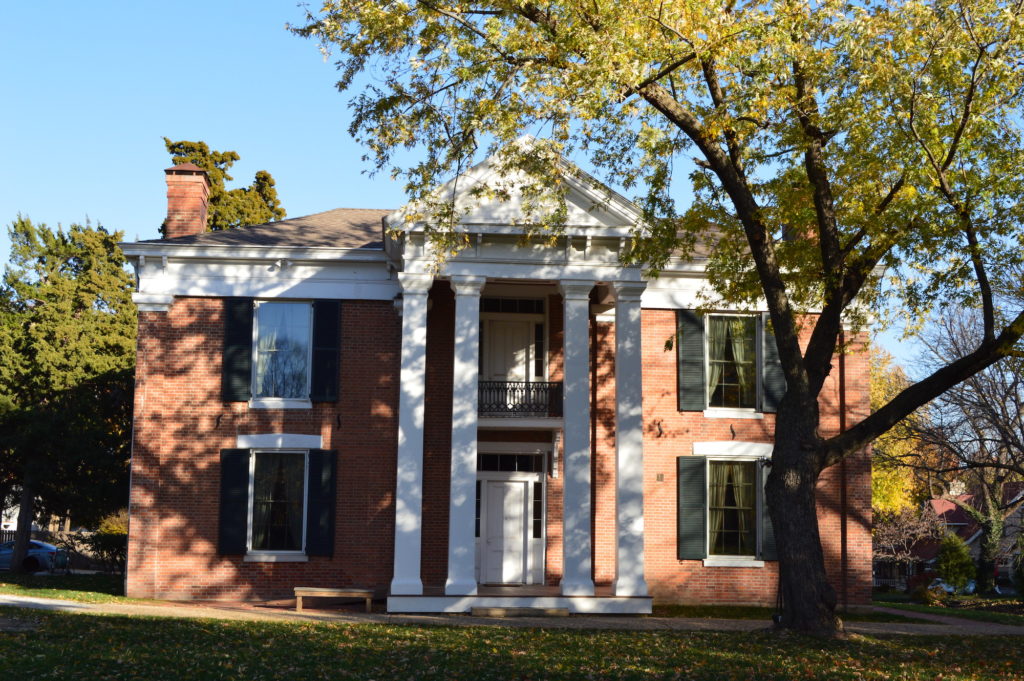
[
  {"left": 0, "top": 573, "right": 124, "bottom": 602},
  {"left": 0, "top": 609, "right": 1021, "bottom": 681},
  {"left": 652, "top": 603, "right": 931, "bottom": 624}
]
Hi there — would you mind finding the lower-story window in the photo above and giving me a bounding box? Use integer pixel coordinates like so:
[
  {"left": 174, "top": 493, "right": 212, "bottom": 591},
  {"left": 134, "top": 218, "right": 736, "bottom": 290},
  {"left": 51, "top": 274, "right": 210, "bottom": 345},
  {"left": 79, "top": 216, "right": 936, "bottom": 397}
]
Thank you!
[
  {"left": 218, "top": 447, "right": 337, "bottom": 559},
  {"left": 250, "top": 451, "right": 306, "bottom": 552},
  {"left": 707, "top": 460, "right": 756, "bottom": 556}
]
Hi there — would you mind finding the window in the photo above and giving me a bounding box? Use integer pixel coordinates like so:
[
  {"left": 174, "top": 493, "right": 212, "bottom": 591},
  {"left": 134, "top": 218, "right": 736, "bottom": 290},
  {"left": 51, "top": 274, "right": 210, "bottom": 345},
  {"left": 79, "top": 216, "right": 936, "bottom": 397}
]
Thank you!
[
  {"left": 250, "top": 451, "right": 306, "bottom": 552},
  {"left": 677, "top": 446, "right": 776, "bottom": 564},
  {"left": 706, "top": 316, "right": 757, "bottom": 409},
  {"left": 222, "top": 298, "right": 341, "bottom": 406},
  {"left": 218, "top": 447, "right": 337, "bottom": 559},
  {"left": 254, "top": 303, "right": 312, "bottom": 400},
  {"left": 707, "top": 460, "right": 756, "bottom": 555},
  {"left": 676, "top": 310, "right": 784, "bottom": 414}
]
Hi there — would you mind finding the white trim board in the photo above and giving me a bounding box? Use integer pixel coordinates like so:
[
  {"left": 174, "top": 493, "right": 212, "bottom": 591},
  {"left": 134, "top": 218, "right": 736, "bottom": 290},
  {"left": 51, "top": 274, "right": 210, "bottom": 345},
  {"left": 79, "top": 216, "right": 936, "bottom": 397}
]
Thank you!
[
  {"left": 236, "top": 433, "right": 323, "bottom": 449},
  {"left": 692, "top": 441, "right": 774, "bottom": 458}
]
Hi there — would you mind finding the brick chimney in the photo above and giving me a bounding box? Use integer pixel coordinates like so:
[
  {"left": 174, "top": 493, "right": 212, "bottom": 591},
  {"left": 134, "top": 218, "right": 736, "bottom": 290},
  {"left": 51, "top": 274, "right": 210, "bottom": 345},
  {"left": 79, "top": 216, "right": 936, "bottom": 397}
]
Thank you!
[{"left": 163, "top": 163, "right": 210, "bottom": 238}]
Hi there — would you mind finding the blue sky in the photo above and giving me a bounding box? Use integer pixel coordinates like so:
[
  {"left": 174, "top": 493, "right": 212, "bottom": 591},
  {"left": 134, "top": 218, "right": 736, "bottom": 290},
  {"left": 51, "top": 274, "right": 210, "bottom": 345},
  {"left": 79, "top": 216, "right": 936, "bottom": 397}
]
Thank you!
[
  {"left": 0, "top": 2, "right": 407, "bottom": 253},
  {"left": 0, "top": 2, "right": 915, "bottom": 363}
]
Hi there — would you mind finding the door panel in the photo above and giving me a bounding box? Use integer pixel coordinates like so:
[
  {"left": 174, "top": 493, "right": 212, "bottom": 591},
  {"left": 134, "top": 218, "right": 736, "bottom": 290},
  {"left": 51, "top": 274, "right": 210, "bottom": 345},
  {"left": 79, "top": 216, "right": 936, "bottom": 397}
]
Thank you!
[
  {"left": 485, "top": 321, "right": 531, "bottom": 382},
  {"left": 483, "top": 480, "right": 526, "bottom": 584}
]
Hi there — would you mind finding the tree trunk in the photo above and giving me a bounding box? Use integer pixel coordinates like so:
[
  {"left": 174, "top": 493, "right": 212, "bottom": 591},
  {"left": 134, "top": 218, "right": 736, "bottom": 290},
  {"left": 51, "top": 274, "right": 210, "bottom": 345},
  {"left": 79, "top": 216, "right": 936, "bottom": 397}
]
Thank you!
[
  {"left": 976, "top": 516, "right": 1004, "bottom": 594},
  {"left": 767, "top": 402, "right": 843, "bottom": 637},
  {"left": 10, "top": 469, "right": 37, "bottom": 574}
]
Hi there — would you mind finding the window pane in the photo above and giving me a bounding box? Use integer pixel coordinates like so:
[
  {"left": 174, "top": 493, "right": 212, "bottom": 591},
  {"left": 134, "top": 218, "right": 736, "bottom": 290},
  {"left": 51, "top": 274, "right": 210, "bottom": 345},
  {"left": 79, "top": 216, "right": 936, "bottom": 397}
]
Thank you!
[
  {"left": 251, "top": 452, "right": 305, "bottom": 551},
  {"left": 707, "top": 316, "right": 757, "bottom": 409},
  {"left": 708, "top": 461, "right": 756, "bottom": 556},
  {"left": 254, "top": 302, "right": 311, "bottom": 399}
]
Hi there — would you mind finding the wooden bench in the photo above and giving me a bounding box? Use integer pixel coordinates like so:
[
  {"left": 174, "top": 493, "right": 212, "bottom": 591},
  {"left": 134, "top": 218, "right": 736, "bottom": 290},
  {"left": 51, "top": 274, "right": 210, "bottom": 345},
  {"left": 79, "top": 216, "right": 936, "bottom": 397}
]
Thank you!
[{"left": 294, "top": 587, "right": 374, "bottom": 613}]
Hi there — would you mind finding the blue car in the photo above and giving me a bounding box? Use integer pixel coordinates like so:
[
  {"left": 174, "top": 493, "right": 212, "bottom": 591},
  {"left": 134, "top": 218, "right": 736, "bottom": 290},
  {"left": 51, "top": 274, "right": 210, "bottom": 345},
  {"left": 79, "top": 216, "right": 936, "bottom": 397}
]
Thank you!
[{"left": 0, "top": 540, "right": 65, "bottom": 572}]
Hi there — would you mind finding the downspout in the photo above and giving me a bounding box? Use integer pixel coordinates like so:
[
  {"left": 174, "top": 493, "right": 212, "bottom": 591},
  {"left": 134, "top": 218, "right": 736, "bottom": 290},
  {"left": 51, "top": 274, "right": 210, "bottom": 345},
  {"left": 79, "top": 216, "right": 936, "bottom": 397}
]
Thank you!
[{"left": 838, "top": 329, "right": 849, "bottom": 612}]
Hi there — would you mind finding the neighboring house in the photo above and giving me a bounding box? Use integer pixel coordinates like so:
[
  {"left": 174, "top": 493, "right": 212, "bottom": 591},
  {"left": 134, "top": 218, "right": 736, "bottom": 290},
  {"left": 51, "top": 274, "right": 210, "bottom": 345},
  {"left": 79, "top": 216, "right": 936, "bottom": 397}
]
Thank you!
[
  {"left": 921, "top": 486, "right": 1024, "bottom": 582},
  {"left": 120, "top": 148, "right": 872, "bottom": 613}
]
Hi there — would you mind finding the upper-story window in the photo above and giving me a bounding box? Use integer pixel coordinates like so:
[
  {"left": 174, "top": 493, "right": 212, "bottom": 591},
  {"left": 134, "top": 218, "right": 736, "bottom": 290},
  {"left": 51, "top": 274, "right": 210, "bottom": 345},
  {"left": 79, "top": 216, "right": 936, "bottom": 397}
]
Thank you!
[
  {"left": 706, "top": 315, "right": 757, "bottom": 409},
  {"left": 222, "top": 298, "right": 341, "bottom": 407},
  {"left": 253, "top": 302, "right": 312, "bottom": 400},
  {"left": 676, "top": 310, "right": 784, "bottom": 415}
]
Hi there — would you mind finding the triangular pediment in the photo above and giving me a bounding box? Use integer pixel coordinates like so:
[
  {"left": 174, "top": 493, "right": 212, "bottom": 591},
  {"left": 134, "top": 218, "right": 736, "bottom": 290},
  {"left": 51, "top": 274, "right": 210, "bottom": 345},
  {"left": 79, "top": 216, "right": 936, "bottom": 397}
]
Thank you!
[{"left": 387, "top": 137, "right": 643, "bottom": 236}]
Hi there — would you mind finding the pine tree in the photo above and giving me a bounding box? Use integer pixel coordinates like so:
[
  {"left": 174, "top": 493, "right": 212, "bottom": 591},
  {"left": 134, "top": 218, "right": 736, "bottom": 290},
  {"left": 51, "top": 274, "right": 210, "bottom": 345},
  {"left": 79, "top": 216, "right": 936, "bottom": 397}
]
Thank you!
[
  {"left": 161, "top": 138, "right": 285, "bottom": 234},
  {"left": 0, "top": 216, "right": 136, "bottom": 572}
]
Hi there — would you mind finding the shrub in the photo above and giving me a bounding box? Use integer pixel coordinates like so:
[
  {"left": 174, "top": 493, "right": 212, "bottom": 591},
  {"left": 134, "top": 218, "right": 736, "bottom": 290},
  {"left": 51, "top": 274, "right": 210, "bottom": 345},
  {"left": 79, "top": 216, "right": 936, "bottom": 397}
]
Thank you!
[
  {"left": 936, "top": 533, "right": 975, "bottom": 592},
  {"left": 85, "top": 509, "right": 128, "bottom": 574},
  {"left": 910, "top": 584, "right": 947, "bottom": 605}
]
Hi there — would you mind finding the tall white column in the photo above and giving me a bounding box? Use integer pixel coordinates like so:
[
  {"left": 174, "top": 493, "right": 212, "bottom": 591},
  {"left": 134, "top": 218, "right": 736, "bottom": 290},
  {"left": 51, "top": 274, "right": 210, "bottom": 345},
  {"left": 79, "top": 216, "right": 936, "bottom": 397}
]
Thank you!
[
  {"left": 445, "top": 275, "right": 485, "bottom": 595},
  {"left": 611, "top": 280, "right": 649, "bottom": 597},
  {"left": 391, "top": 272, "right": 433, "bottom": 596},
  {"left": 559, "top": 279, "right": 595, "bottom": 596}
]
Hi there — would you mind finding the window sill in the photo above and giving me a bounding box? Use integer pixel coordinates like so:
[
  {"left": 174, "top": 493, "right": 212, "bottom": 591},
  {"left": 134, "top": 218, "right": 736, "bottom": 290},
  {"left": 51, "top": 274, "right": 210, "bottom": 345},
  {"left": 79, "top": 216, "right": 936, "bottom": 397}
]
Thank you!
[
  {"left": 248, "top": 398, "right": 312, "bottom": 410},
  {"left": 703, "top": 409, "right": 764, "bottom": 420},
  {"left": 702, "top": 557, "right": 765, "bottom": 568},
  {"left": 244, "top": 553, "right": 309, "bottom": 563}
]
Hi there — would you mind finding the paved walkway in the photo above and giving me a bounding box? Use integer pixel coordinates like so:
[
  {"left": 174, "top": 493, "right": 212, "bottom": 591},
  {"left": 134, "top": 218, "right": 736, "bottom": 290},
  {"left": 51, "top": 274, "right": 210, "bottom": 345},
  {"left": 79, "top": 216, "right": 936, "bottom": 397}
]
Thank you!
[{"left": 2, "top": 594, "right": 1023, "bottom": 636}]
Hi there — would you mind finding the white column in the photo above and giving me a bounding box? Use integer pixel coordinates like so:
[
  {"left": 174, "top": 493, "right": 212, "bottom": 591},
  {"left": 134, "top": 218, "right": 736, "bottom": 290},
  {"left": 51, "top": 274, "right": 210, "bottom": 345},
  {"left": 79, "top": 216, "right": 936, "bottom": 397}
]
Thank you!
[
  {"left": 390, "top": 272, "right": 433, "bottom": 596},
  {"left": 611, "top": 280, "right": 649, "bottom": 597},
  {"left": 445, "top": 275, "right": 485, "bottom": 595},
  {"left": 559, "top": 279, "right": 595, "bottom": 596}
]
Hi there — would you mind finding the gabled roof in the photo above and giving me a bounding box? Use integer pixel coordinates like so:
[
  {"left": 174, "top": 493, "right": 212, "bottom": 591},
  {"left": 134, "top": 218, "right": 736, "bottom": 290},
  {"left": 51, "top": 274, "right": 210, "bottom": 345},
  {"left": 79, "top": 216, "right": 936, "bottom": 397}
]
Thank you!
[
  {"left": 134, "top": 208, "right": 392, "bottom": 250},
  {"left": 387, "top": 136, "right": 645, "bottom": 235}
]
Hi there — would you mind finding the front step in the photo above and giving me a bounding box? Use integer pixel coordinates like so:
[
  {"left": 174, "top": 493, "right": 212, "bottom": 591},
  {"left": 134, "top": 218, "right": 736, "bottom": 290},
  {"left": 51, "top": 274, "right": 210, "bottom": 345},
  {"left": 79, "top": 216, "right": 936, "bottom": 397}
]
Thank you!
[{"left": 471, "top": 606, "right": 570, "bottom": 617}]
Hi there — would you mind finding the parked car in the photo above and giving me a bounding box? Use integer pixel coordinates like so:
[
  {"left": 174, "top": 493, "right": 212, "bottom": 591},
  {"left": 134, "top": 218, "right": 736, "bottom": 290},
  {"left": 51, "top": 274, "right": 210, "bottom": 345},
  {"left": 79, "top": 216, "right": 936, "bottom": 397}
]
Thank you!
[
  {"left": 929, "top": 577, "right": 977, "bottom": 595},
  {"left": 0, "top": 540, "right": 65, "bottom": 572}
]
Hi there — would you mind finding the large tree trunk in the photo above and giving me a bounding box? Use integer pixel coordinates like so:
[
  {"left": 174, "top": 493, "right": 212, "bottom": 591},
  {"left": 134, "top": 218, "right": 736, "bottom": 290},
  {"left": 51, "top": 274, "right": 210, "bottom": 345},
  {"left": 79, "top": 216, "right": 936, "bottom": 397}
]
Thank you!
[
  {"left": 10, "top": 469, "right": 37, "bottom": 574},
  {"left": 768, "top": 401, "right": 843, "bottom": 637},
  {"left": 976, "top": 516, "right": 1003, "bottom": 594}
]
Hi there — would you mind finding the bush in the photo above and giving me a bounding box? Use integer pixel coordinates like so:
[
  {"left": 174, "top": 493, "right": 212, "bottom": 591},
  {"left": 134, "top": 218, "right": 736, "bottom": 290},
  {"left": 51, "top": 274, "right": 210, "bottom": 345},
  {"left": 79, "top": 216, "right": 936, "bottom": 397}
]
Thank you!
[
  {"left": 936, "top": 533, "right": 975, "bottom": 592},
  {"left": 910, "top": 584, "right": 947, "bottom": 605},
  {"left": 82, "top": 509, "right": 128, "bottom": 574}
]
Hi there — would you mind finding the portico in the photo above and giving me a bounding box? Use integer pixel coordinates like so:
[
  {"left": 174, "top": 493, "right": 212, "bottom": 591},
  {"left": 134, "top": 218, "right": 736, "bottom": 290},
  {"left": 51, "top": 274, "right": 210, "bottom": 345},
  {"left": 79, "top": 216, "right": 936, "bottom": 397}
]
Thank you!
[{"left": 384, "top": 159, "right": 651, "bottom": 614}]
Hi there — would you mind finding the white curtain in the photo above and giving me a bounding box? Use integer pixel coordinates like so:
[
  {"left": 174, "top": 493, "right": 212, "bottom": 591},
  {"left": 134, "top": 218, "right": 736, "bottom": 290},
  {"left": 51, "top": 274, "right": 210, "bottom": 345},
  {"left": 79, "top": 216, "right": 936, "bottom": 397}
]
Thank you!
[
  {"left": 708, "top": 462, "right": 729, "bottom": 554},
  {"left": 254, "top": 303, "right": 310, "bottom": 398},
  {"left": 728, "top": 318, "right": 755, "bottom": 407}
]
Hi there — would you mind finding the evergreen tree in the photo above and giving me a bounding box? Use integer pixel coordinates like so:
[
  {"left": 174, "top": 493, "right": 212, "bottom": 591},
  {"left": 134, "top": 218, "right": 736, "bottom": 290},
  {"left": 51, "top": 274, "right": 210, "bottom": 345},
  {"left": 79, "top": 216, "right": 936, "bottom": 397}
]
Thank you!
[
  {"left": 161, "top": 138, "right": 285, "bottom": 235},
  {"left": 0, "top": 216, "right": 136, "bottom": 572},
  {"left": 936, "top": 533, "right": 976, "bottom": 593}
]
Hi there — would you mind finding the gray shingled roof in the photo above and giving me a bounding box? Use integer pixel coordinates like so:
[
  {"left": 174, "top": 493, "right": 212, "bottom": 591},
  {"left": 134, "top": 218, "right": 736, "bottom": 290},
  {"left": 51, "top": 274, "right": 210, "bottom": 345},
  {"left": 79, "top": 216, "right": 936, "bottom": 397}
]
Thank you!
[{"left": 138, "top": 208, "right": 393, "bottom": 249}]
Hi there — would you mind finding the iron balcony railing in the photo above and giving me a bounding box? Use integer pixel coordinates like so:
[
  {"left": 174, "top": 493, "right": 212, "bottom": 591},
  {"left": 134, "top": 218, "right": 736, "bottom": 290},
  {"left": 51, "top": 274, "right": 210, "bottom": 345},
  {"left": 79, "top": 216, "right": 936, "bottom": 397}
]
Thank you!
[{"left": 478, "top": 380, "right": 563, "bottom": 418}]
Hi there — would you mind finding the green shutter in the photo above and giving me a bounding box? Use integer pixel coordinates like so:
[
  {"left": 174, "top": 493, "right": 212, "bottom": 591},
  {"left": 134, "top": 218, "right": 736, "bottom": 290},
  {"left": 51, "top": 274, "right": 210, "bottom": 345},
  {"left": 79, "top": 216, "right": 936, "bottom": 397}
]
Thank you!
[
  {"left": 222, "top": 298, "right": 254, "bottom": 402},
  {"left": 758, "top": 461, "right": 778, "bottom": 560},
  {"left": 677, "top": 309, "right": 705, "bottom": 411},
  {"left": 310, "top": 300, "right": 341, "bottom": 402},
  {"left": 305, "top": 449, "right": 337, "bottom": 557},
  {"left": 761, "top": 313, "right": 785, "bottom": 413},
  {"left": 218, "top": 449, "right": 250, "bottom": 554},
  {"left": 677, "top": 456, "right": 707, "bottom": 560}
]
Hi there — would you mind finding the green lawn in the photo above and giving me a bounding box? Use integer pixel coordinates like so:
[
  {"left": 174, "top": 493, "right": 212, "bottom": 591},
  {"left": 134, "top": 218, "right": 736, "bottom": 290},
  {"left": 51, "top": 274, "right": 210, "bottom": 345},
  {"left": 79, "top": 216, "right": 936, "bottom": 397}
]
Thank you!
[
  {"left": 875, "top": 600, "right": 1024, "bottom": 627},
  {"left": 652, "top": 603, "right": 929, "bottom": 623},
  {"left": 0, "top": 573, "right": 131, "bottom": 603},
  {"left": 0, "top": 608, "right": 1019, "bottom": 681}
]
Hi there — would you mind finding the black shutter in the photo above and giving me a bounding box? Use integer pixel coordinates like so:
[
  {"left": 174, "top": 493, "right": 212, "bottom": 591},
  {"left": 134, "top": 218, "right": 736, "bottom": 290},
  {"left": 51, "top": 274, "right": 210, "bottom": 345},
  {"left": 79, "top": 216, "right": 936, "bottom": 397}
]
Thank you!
[
  {"left": 219, "top": 449, "right": 250, "bottom": 555},
  {"left": 758, "top": 461, "right": 778, "bottom": 560},
  {"left": 222, "top": 298, "right": 254, "bottom": 402},
  {"left": 677, "top": 456, "right": 707, "bottom": 560},
  {"left": 677, "top": 309, "right": 705, "bottom": 411},
  {"left": 761, "top": 313, "right": 785, "bottom": 413},
  {"left": 305, "top": 449, "right": 337, "bottom": 557},
  {"left": 310, "top": 300, "right": 341, "bottom": 402}
]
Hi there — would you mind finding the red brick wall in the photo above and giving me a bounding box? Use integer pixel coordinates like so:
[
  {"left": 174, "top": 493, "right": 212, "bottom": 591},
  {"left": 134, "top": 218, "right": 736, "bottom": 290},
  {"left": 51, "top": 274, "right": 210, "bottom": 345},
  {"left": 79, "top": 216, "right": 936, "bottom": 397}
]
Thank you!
[
  {"left": 126, "top": 297, "right": 400, "bottom": 600},
  {"left": 127, "top": 292, "right": 872, "bottom": 606}
]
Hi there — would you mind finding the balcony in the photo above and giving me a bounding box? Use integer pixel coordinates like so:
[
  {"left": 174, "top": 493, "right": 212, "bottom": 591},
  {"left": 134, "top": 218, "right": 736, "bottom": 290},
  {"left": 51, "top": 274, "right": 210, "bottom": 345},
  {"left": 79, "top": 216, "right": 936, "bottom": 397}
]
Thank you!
[{"left": 478, "top": 381, "right": 563, "bottom": 418}]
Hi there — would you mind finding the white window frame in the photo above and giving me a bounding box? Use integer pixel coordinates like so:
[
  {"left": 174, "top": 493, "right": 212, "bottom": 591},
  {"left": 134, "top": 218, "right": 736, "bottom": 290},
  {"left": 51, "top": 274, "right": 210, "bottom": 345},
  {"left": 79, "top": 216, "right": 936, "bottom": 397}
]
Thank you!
[
  {"left": 249, "top": 300, "right": 314, "bottom": 410},
  {"left": 244, "top": 448, "right": 310, "bottom": 562},
  {"left": 695, "top": 442, "right": 771, "bottom": 568},
  {"left": 480, "top": 306, "right": 548, "bottom": 382},
  {"left": 702, "top": 313, "right": 764, "bottom": 420}
]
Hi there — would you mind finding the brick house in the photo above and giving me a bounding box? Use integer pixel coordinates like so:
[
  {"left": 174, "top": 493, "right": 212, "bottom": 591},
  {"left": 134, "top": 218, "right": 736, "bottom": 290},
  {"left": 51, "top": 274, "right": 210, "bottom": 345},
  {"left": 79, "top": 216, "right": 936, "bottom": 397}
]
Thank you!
[{"left": 121, "top": 149, "right": 872, "bottom": 613}]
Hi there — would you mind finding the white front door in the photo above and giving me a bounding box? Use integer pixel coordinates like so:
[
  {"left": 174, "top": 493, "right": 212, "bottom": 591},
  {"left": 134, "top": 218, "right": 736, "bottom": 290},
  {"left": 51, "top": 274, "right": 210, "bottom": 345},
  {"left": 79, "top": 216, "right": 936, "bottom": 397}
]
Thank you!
[
  {"left": 483, "top": 480, "right": 527, "bottom": 584},
  {"left": 484, "top": 320, "right": 531, "bottom": 382}
]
